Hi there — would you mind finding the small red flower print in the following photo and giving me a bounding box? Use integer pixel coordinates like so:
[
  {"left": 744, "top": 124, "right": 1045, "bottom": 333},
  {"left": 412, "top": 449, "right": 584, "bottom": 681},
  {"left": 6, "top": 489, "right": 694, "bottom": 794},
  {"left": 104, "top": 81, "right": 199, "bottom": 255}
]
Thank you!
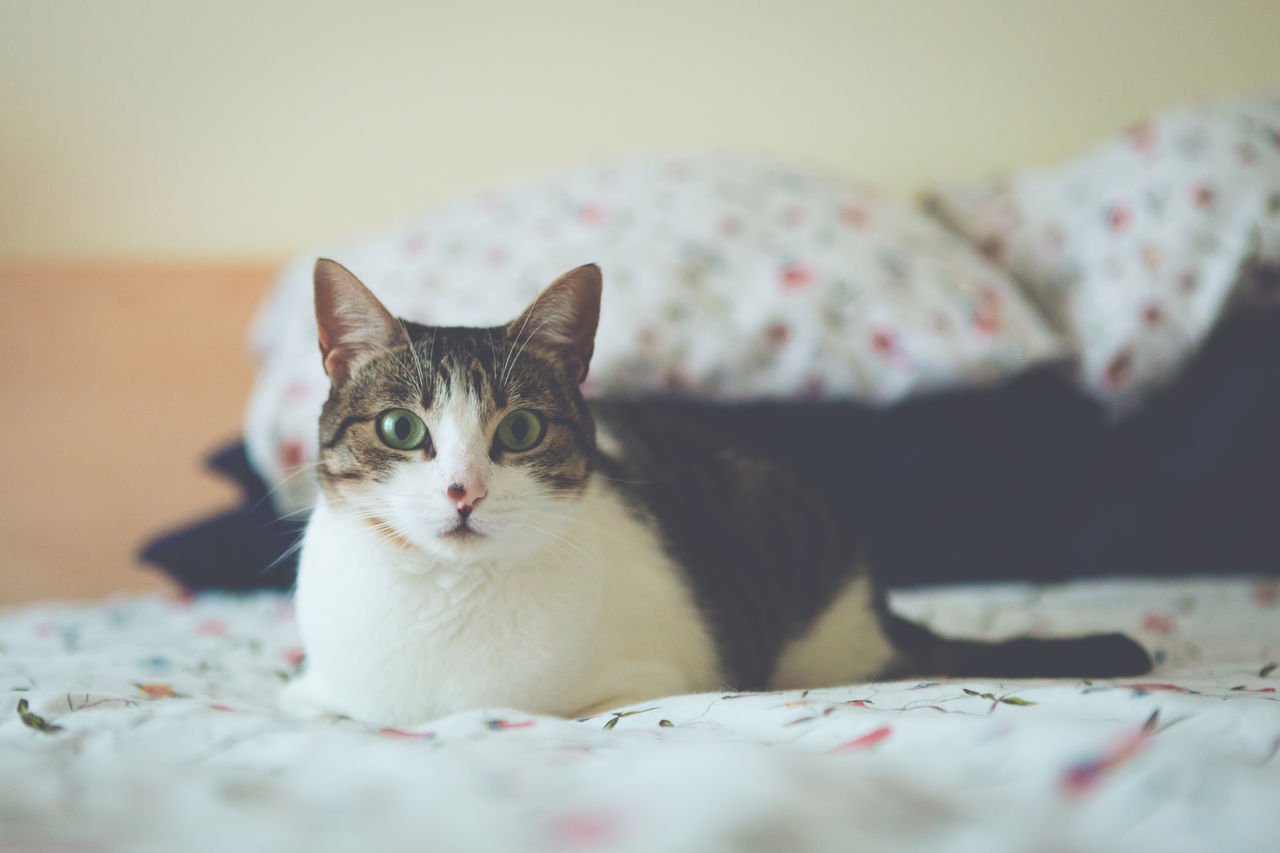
[
  {"left": 1061, "top": 730, "right": 1147, "bottom": 798},
  {"left": 1044, "top": 223, "right": 1064, "bottom": 251},
  {"left": 1141, "top": 244, "right": 1162, "bottom": 272},
  {"left": 765, "top": 322, "right": 791, "bottom": 347},
  {"left": 379, "top": 728, "right": 435, "bottom": 739},
  {"left": 782, "top": 205, "right": 806, "bottom": 227},
  {"left": 1104, "top": 349, "right": 1134, "bottom": 389},
  {"left": 1127, "top": 120, "right": 1155, "bottom": 152},
  {"left": 1141, "top": 610, "right": 1176, "bottom": 634},
  {"left": 662, "top": 369, "right": 692, "bottom": 393},
  {"left": 841, "top": 206, "right": 870, "bottom": 228},
  {"left": 801, "top": 377, "right": 826, "bottom": 400},
  {"left": 579, "top": 203, "right": 607, "bottom": 225},
  {"left": 1255, "top": 580, "right": 1278, "bottom": 608},
  {"left": 831, "top": 725, "right": 893, "bottom": 752},
  {"left": 1143, "top": 304, "right": 1164, "bottom": 327},
  {"left": 483, "top": 246, "right": 508, "bottom": 267},
  {"left": 283, "top": 647, "right": 305, "bottom": 668},
  {"left": 1115, "top": 683, "right": 1197, "bottom": 693},
  {"left": 403, "top": 232, "right": 430, "bottom": 255},
  {"left": 718, "top": 215, "right": 742, "bottom": 236},
  {"left": 1107, "top": 206, "right": 1132, "bottom": 233},
  {"left": 1238, "top": 142, "right": 1258, "bottom": 165},
  {"left": 930, "top": 311, "right": 951, "bottom": 333},
  {"left": 136, "top": 683, "right": 180, "bottom": 698},
  {"left": 870, "top": 328, "right": 896, "bottom": 355},
  {"left": 198, "top": 620, "right": 227, "bottom": 637},
  {"left": 547, "top": 811, "right": 618, "bottom": 848},
  {"left": 1191, "top": 184, "right": 1215, "bottom": 208},
  {"left": 636, "top": 328, "right": 661, "bottom": 352},
  {"left": 280, "top": 439, "right": 304, "bottom": 469},
  {"left": 972, "top": 288, "right": 1001, "bottom": 334},
  {"left": 979, "top": 236, "right": 1004, "bottom": 260},
  {"left": 486, "top": 719, "right": 535, "bottom": 730},
  {"left": 1178, "top": 270, "right": 1199, "bottom": 294},
  {"left": 780, "top": 262, "right": 814, "bottom": 290}
]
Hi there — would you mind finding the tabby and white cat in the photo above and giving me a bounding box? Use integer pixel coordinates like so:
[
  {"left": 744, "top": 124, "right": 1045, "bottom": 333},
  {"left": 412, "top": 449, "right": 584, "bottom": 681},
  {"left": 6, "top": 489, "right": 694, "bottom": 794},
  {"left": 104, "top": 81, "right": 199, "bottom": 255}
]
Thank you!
[{"left": 281, "top": 259, "right": 1150, "bottom": 725}]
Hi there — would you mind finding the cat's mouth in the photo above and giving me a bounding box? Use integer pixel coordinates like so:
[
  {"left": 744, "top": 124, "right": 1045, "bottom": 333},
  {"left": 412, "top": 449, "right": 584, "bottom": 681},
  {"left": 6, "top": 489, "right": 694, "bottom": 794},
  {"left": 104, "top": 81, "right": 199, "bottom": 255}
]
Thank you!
[{"left": 440, "top": 521, "right": 484, "bottom": 543}]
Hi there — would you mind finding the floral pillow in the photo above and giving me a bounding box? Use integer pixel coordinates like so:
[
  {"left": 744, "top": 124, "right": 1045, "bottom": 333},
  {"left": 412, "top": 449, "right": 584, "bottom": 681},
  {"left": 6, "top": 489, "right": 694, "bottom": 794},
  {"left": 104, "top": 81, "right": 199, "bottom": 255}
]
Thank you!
[
  {"left": 928, "top": 92, "right": 1280, "bottom": 409},
  {"left": 246, "top": 153, "right": 1063, "bottom": 513}
]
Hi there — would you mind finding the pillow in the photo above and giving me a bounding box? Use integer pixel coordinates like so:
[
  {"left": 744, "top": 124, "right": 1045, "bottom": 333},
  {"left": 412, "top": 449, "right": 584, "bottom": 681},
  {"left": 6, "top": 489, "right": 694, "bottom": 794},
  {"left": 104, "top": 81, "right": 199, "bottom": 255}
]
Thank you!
[
  {"left": 928, "top": 92, "right": 1280, "bottom": 410},
  {"left": 246, "top": 153, "right": 1063, "bottom": 513}
]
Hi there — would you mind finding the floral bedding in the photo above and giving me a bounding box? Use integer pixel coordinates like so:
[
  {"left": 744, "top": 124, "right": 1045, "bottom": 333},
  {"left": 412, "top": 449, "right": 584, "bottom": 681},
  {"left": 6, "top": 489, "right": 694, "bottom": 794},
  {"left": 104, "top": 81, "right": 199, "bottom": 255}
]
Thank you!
[{"left": 2, "top": 577, "right": 1277, "bottom": 852}]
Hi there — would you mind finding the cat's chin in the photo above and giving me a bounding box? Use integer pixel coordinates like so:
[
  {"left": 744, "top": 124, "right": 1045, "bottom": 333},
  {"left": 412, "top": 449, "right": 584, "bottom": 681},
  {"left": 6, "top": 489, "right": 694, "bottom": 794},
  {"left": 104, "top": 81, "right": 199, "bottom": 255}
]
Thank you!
[
  {"left": 432, "top": 528, "right": 489, "bottom": 556},
  {"left": 415, "top": 528, "right": 506, "bottom": 565}
]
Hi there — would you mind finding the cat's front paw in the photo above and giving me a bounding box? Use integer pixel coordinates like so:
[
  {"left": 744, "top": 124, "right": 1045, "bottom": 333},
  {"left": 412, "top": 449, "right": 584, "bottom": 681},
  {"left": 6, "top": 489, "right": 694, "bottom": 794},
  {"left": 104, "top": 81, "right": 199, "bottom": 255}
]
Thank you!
[{"left": 278, "top": 676, "right": 339, "bottom": 719}]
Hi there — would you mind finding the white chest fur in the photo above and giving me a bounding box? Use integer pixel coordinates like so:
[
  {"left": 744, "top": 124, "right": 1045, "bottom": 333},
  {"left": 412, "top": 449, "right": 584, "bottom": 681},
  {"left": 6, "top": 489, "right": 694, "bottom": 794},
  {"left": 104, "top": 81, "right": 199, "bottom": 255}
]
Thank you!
[{"left": 284, "top": 477, "right": 722, "bottom": 725}]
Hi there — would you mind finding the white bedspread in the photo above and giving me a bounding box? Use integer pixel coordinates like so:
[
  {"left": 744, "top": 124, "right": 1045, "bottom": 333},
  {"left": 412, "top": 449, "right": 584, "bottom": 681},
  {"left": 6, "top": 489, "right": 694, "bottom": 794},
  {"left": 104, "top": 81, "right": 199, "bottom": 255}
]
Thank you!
[{"left": 2, "top": 577, "right": 1277, "bottom": 852}]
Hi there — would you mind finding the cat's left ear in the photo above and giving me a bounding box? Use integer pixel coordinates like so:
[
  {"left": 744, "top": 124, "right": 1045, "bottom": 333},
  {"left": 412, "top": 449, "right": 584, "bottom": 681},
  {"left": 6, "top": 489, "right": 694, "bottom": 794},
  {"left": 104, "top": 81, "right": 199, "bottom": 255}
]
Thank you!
[
  {"left": 509, "top": 264, "right": 602, "bottom": 384},
  {"left": 314, "top": 258, "right": 407, "bottom": 386}
]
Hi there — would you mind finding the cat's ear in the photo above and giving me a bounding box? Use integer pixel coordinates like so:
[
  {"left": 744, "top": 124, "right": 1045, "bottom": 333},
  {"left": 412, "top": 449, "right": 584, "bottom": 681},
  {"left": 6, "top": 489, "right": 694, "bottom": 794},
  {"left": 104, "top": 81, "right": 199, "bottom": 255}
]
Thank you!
[
  {"left": 508, "top": 263, "right": 602, "bottom": 384},
  {"left": 314, "top": 258, "right": 406, "bottom": 385}
]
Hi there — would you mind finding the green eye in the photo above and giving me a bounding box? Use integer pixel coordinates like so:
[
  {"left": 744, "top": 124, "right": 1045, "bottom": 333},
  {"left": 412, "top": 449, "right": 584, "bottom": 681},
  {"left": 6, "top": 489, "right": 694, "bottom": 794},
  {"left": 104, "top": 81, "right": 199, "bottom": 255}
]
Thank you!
[
  {"left": 496, "top": 409, "right": 544, "bottom": 452},
  {"left": 376, "top": 409, "right": 428, "bottom": 450}
]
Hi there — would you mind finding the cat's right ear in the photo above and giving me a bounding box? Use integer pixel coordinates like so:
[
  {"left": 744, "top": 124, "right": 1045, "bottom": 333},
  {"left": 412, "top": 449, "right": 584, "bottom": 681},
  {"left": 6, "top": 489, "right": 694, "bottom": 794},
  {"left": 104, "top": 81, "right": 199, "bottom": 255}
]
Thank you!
[
  {"left": 314, "top": 258, "right": 405, "bottom": 386},
  {"left": 507, "top": 264, "right": 602, "bottom": 385}
]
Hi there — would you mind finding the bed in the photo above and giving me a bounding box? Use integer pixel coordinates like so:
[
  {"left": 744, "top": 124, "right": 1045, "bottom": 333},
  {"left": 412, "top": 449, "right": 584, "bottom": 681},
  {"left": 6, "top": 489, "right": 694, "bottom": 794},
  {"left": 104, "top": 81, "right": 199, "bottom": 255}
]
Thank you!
[
  {"left": 8, "top": 94, "right": 1280, "bottom": 851},
  {"left": 3, "top": 578, "right": 1278, "bottom": 850}
]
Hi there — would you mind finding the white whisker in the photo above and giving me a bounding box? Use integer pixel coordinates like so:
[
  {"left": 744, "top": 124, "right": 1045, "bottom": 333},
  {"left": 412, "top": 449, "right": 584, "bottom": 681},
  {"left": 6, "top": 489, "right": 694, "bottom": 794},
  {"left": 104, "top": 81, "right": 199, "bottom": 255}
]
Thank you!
[
  {"left": 399, "top": 318, "right": 428, "bottom": 403},
  {"left": 502, "top": 315, "right": 555, "bottom": 390}
]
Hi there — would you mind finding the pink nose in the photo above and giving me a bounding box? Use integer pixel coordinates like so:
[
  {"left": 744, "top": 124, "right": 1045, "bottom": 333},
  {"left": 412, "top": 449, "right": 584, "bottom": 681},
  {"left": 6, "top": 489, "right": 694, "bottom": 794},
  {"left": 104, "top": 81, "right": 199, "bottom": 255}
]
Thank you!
[{"left": 446, "top": 483, "right": 485, "bottom": 511}]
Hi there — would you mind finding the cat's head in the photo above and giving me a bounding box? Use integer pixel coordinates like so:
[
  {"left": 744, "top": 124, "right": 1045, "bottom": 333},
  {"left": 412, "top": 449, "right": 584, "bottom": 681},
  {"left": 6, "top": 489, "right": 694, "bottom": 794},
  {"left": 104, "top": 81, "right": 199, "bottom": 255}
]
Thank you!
[{"left": 312, "top": 258, "right": 601, "bottom": 568}]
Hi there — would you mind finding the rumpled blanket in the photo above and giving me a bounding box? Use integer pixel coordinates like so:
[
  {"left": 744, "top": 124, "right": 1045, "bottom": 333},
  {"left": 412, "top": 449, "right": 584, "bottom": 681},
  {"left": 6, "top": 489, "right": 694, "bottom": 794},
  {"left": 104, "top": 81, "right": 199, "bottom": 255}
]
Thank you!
[{"left": 2, "top": 577, "right": 1277, "bottom": 852}]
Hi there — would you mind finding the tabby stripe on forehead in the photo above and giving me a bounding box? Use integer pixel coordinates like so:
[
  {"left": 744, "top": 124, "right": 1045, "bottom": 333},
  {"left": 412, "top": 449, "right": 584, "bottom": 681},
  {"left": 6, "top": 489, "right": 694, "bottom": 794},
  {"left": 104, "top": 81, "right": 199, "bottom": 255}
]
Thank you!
[
  {"left": 321, "top": 415, "right": 377, "bottom": 450},
  {"left": 468, "top": 366, "right": 486, "bottom": 396}
]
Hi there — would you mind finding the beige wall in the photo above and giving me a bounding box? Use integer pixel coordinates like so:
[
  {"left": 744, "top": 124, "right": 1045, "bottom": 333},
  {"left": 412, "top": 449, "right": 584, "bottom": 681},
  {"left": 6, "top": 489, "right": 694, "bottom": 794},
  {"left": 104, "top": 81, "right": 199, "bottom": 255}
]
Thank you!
[{"left": 3, "top": 0, "right": 1279, "bottom": 260}]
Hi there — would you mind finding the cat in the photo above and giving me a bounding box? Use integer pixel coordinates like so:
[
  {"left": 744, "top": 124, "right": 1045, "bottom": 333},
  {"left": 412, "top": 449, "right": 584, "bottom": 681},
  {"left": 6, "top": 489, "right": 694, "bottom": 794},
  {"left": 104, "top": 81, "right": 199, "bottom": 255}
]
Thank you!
[{"left": 280, "top": 259, "right": 1151, "bottom": 725}]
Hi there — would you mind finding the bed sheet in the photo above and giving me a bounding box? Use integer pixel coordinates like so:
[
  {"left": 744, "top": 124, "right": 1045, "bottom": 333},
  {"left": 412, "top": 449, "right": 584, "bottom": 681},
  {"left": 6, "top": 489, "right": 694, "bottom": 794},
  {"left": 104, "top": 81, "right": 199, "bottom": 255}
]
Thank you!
[{"left": 2, "top": 578, "right": 1277, "bottom": 852}]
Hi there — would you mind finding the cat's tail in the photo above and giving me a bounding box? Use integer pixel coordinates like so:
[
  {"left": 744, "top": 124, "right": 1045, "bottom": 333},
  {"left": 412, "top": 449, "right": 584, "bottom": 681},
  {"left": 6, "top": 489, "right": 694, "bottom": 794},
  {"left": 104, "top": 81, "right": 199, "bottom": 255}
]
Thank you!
[{"left": 879, "top": 611, "right": 1153, "bottom": 679}]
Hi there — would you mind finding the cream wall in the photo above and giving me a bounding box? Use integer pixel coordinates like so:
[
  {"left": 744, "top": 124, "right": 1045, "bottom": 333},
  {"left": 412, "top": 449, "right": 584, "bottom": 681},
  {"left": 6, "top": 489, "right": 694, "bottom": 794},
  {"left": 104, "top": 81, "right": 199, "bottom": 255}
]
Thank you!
[{"left": 3, "top": 0, "right": 1279, "bottom": 260}]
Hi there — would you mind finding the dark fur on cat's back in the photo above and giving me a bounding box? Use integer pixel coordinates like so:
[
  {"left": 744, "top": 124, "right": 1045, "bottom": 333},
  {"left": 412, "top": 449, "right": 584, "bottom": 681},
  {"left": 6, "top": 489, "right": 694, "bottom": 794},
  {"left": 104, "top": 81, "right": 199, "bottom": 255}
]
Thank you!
[
  {"left": 315, "top": 264, "right": 1151, "bottom": 689},
  {"left": 591, "top": 403, "right": 1152, "bottom": 686},
  {"left": 590, "top": 402, "right": 867, "bottom": 688}
]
